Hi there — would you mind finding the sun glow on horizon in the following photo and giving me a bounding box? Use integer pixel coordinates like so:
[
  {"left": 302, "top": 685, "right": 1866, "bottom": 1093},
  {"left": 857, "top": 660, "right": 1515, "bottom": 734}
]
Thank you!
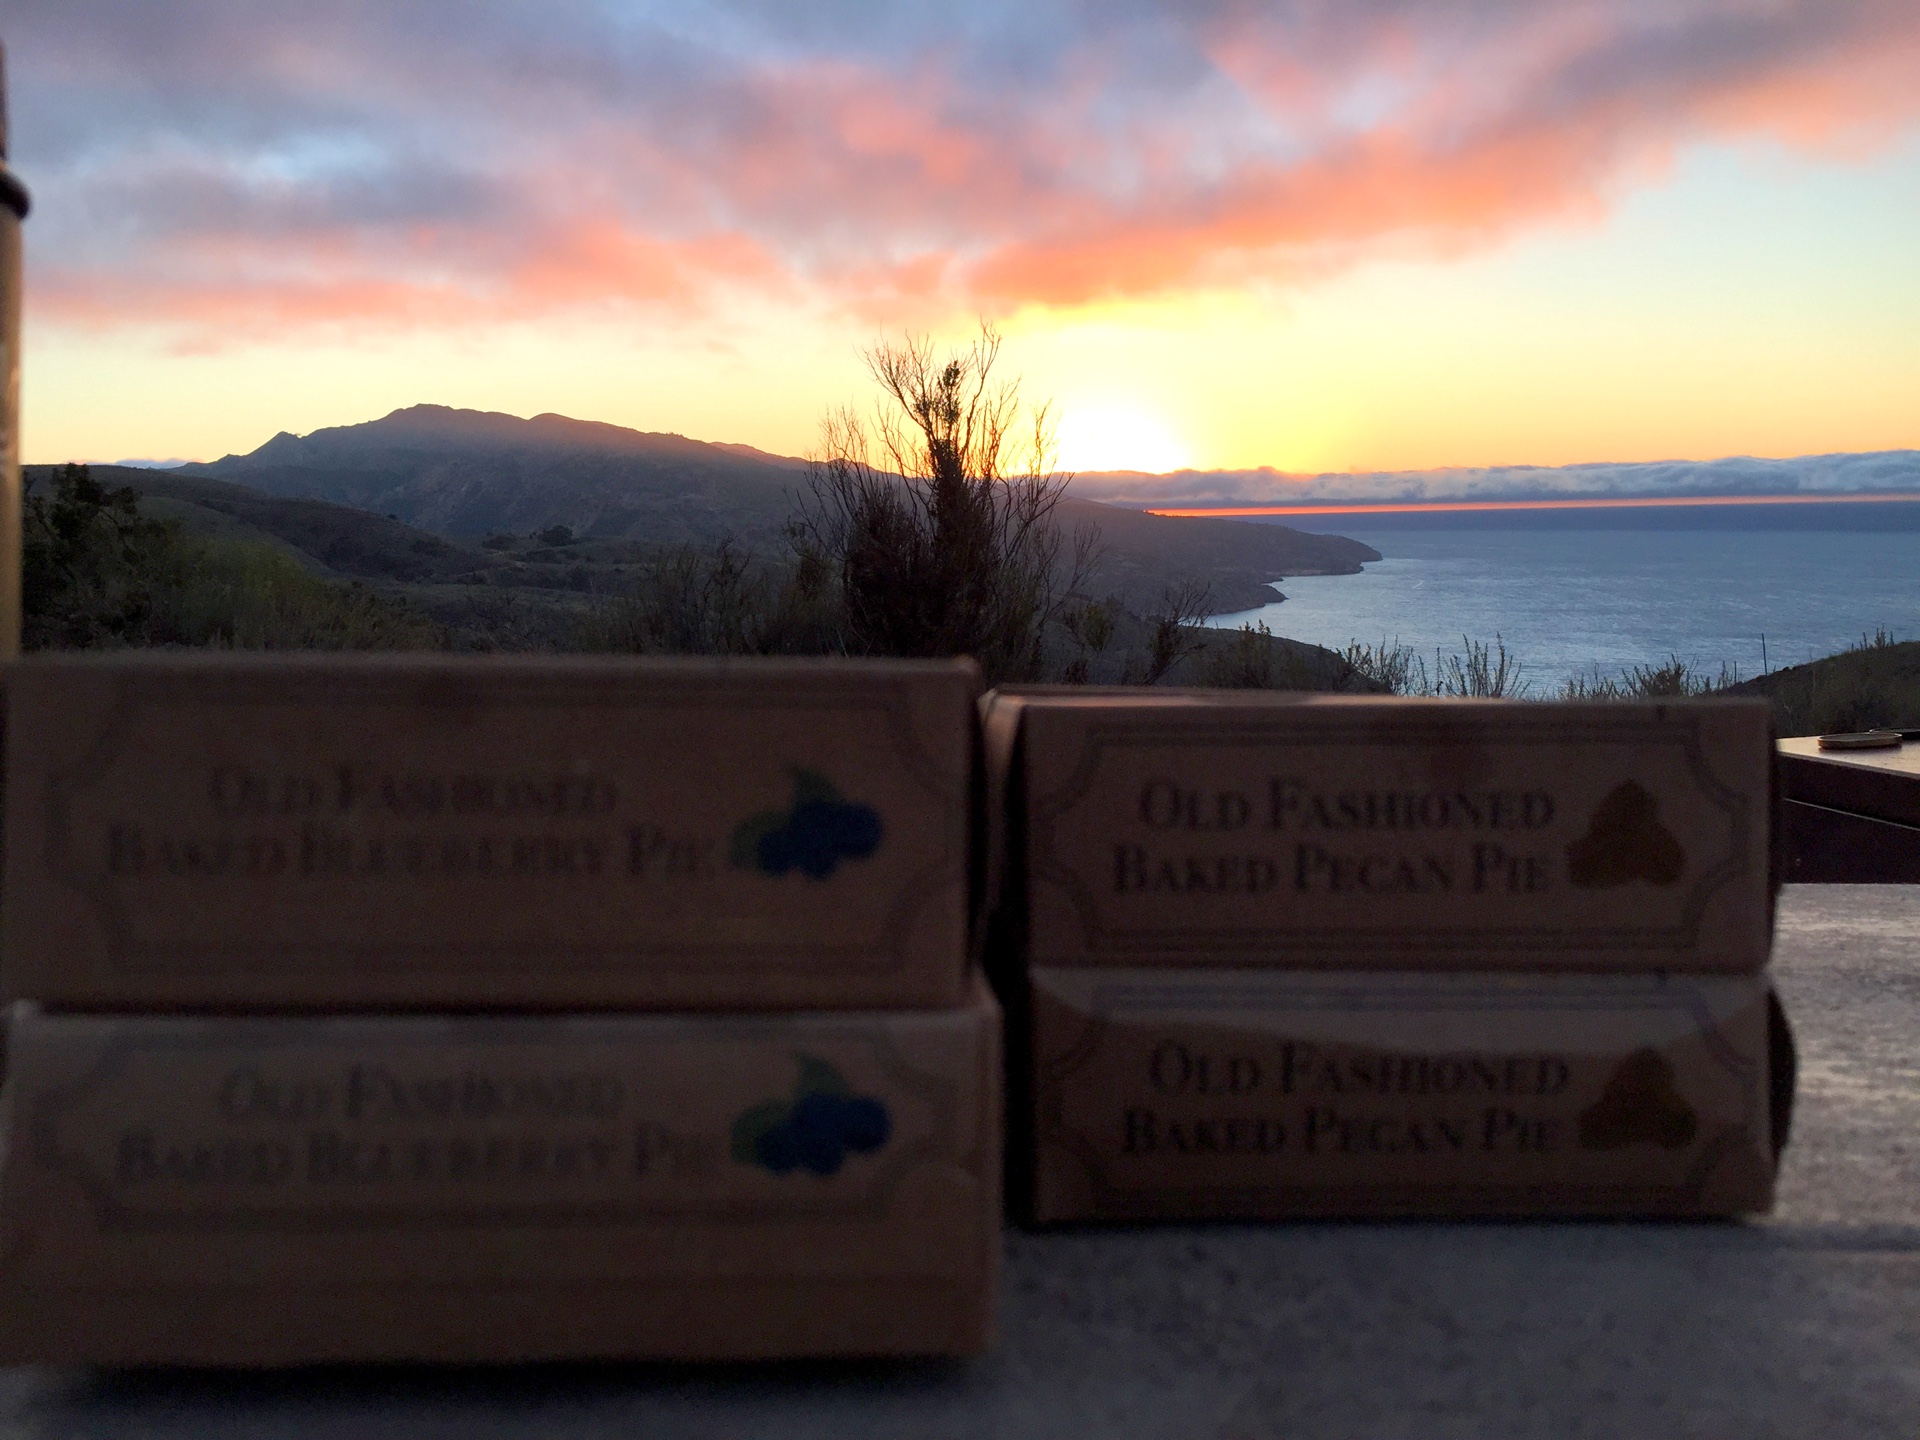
[
  {"left": 1052, "top": 406, "right": 1195, "bottom": 476},
  {"left": 17, "top": 24, "right": 1920, "bottom": 475}
]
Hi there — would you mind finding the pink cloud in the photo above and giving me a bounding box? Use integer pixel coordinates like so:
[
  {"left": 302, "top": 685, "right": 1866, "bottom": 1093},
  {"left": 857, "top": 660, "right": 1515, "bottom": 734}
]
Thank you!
[{"left": 12, "top": 0, "right": 1920, "bottom": 343}]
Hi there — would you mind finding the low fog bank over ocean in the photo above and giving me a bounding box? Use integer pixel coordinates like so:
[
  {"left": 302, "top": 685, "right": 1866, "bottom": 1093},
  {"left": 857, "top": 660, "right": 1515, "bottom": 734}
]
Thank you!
[
  {"left": 1206, "top": 524, "right": 1920, "bottom": 689},
  {"left": 1257, "top": 499, "right": 1920, "bottom": 532},
  {"left": 1074, "top": 449, "right": 1920, "bottom": 509}
]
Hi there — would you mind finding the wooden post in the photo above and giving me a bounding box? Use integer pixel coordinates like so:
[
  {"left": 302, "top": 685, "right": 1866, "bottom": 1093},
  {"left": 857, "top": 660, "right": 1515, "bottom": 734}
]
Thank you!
[{"left": 0, "top": 45, "right": 29, "bottom": 657}]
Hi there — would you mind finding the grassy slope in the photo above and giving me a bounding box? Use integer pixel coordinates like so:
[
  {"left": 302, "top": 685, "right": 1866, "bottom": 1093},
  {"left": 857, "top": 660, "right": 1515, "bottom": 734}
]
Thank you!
[{"left": 1723, "top": 638, "right": 1920, "bottom": 736}]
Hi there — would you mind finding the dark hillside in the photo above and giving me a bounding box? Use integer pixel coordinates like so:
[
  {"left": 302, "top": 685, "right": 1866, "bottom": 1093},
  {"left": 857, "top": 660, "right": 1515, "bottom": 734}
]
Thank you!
[
  {"left": 176, "top": 405, "right": 1380, "bottom": 614},
  {"left": 33, "top": 466, "right": 513, "bottom": 585},
  {"left": 1056, "top": 497, "right": 1376, "bottom": 613},
  {"left": 1724, "top": 637, "right": 1920, "bottom": 736},
  {"left": 19, "top": 461, "right": 1387, "bottom": 680}
]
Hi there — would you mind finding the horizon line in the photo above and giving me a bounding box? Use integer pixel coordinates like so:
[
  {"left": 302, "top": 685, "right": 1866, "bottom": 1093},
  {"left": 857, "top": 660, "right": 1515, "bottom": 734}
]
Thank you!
[{"left": 1144, "top": 492, "right": 1920, "bottom": 518}]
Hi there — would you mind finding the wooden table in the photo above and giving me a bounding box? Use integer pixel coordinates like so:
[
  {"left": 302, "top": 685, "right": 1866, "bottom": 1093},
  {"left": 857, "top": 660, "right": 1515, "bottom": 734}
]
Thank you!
[{"left": 1776, "top": 736, "right": 1920, "bottom": 882}]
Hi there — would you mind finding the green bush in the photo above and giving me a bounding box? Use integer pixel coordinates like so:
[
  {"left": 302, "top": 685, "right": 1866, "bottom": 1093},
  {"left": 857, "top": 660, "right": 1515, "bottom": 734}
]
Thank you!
[
  {"left": 22, "top": 462, "right": 442, "bottom": 652},
  {"left": 146, "top": 540, "right": 444, "bottom": 650},
  {"left": 22, "top": 462, "right": 172, "bottom": 648}
]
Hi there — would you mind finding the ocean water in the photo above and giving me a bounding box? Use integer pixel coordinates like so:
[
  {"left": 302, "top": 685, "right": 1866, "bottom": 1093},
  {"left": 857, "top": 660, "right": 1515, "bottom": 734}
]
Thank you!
[{"left": 1206, "top": 529, "right": 1920, "bottom": 690}]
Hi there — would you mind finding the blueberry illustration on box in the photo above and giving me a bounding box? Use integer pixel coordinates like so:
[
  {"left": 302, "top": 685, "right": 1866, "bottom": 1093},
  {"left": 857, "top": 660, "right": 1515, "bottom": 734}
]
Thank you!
[
  {"left": 729, "top": 769, "right": 884, "bottom": 880},
  {"left": 731, "top": 1056, "right": 893, "bottom": 1177}
]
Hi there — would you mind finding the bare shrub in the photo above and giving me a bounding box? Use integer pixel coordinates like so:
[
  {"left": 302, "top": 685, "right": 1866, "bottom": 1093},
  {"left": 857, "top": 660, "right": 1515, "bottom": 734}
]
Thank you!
[
  {"left": 1125, "top": 579, "right": 1213, "bottom": 685},
  {"left": 1059, "top": 599, "right": 1118, "bottom": 685},
  {"left": 1559, "top": 656, "right": 1739, "bottom": 701},
  {"left": 1332, "top": 634, "right": 1525, "bottom": 697},
  {"left": 1203, "top": 621, "right": 1279, "bottom": 689},
  {"left": 793, "top": 325, "right": 1092, "bottom": 684},
  {"left": 1433, "top": 635, "right": 1527, "bottom": 698},
  {"left": 585, "top": 539, "right": 845, "bottom": 657},
  {"left": 1341, "top": 638, "right": 1424, "bottom": 695}
]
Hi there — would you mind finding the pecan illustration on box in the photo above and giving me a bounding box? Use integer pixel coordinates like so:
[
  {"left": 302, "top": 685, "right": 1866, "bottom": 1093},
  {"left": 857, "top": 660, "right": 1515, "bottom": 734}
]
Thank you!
[
  {"left": 1578, "top": 1048, "right": 1699, "bottom": 1150},
  {"left": 1566, "top": 781, "right": 1686, "bottom": 888}
]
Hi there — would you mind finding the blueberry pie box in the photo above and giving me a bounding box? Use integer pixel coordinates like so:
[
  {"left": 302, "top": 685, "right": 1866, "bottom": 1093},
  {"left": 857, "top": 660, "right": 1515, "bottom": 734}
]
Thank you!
[
  {"left": 1023, "top": 966, "right": 1791, "bottom": 1222},
  {"left": 983, "top": 692, "right": 1775, "bottom": 975},
  {"left": 0, "top": 976, "right": 1001, "bottom": 1364},
  {"left": 0, "top": 652, "right": 980, "bottom": 1011}
]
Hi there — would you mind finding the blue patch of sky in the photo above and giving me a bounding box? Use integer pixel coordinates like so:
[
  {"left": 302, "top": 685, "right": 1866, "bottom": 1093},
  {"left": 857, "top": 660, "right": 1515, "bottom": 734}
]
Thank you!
[{"left": 1492, "top": 131, "right": 1920, "bottom": 363}]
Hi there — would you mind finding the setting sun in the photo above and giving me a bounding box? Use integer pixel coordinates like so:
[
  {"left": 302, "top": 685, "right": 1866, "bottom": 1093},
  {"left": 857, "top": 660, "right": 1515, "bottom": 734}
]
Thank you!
[{"left": 1052, "top": 406, "right": 1194, "bottom": 475}]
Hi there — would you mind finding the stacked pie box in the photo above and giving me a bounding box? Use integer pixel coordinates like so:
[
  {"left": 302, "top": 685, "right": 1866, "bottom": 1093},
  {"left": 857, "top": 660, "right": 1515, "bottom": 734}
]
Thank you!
[
  {"left": 982, "top": 689, "right": 1793, "bottom": 1224},
  {"left": 0, "top": 652, "right": 999, "bottom": 1365}
]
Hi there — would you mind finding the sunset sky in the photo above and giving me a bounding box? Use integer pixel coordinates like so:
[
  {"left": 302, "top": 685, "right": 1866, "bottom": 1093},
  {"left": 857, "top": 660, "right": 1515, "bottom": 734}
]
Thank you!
[{"left": 10, "top": 1, "right": 1920, "bottom": 478}]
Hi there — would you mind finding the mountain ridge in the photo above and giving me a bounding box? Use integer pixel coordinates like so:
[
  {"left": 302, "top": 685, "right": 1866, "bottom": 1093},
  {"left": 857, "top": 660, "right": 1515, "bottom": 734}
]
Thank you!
[{"left": 177, "top": 404, "right": 1381, "bottom": 613}]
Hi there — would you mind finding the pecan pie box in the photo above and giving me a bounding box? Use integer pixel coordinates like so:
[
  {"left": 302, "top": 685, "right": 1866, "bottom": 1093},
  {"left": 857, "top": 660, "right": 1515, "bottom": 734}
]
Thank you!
[
  {"left": 1, "top": 654, "right": 979, "bottom": 1011},
  {"left": 0, "top": 977, "right": 1001, "bottom": 1364},
  {"left": 985, "top": 693, "right": 1774, "bottom": 975},
  {"left": 1023, "top": 966, "right": 1789, "bottom": 1222}
]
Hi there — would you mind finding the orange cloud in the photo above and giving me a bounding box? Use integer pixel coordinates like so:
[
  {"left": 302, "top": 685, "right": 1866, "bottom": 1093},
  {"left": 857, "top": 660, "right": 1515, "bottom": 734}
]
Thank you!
[
  {"left": 31, "top": 211, "right": 790, "bottom": 347},
  {"left": 15, "top": 0, "right": 1920, "bottom": 342}
]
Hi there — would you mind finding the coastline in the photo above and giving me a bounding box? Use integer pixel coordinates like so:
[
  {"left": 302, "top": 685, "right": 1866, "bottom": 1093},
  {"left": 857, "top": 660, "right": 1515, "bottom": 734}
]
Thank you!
[{"left": 1203, "top": 528, "right": 1919, "bottom": 686}]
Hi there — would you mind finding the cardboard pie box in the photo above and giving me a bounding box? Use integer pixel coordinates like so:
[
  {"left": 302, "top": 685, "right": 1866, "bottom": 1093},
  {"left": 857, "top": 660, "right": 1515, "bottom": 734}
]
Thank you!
[
  {"left": 1022, "top": 965, "right": 1790, "bottom": 1223},
  {"left": 986, "top": 692, "right": 1774, "bottom": 974},
  {"left": 1, "top": 653, "right": 980, "bottom": 1010},
  {"left": 0, "top": 977, "right": 1001, "bottom": 1365}
]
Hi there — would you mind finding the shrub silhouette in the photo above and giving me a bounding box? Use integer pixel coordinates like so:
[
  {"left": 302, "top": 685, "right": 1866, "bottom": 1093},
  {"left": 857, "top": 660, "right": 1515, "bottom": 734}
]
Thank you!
[
  {"left": 22, "top": 464, "right": 441, "bottom": 652},
  {"left": 21, "top": 462, "right": 172, "bottom": 647},
  {"left": 584, "top": 539, "right": 846, "bottom": 658},
  {"left": 792, "top": 324, "right": 1094, "bottom": 685},
  {"left": 1330, "top": 635, "right": 1527, "bottom": 697}
]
